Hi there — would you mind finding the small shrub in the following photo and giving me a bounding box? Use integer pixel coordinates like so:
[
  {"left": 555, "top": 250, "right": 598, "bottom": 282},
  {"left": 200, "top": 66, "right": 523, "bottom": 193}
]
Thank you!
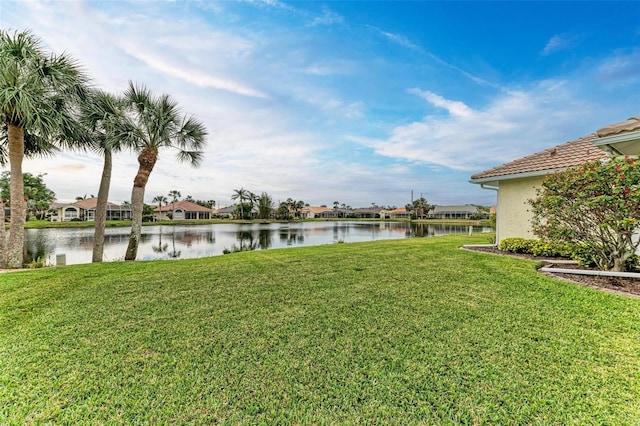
[
  {"left": 26, "top": 257, "right": 47, "bottom": 269},
  {"left": 498, "top": 238, "right": 573, "bottom": 258},
  {"left": 625, "top": 255, "right": 639, "bottom": 272},
  {"left": 528, "top": 240, "right": 572, "bottom": 258},
  {"left": 498, "top": 238, "right": 532, "bottom": 254},
  {"left": 568, "top": 243, "right": 598, "bottom": 268}
]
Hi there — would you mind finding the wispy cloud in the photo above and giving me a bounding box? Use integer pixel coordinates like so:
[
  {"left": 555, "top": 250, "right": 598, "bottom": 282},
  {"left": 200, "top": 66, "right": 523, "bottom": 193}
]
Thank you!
[
  {"left": 303, "top": 60, "right": 354, "bottom": 76},
  {"left": 366, "top": 25, "right": 421, "bottom": 51},
  {"left": 541, "top": 33, "right": 579, "bottom": 56},
  {"left": 308, "top": 6, "right": 344, "bottom": 27},
  {"left": 118, "top": 41, "right": 269, "bottom": 98},
  {"left": 408, "top": 88, "right": 474, "bottom": 119},
  {"left": 595, "top": 50, "right": 640, "bottom": 84}
]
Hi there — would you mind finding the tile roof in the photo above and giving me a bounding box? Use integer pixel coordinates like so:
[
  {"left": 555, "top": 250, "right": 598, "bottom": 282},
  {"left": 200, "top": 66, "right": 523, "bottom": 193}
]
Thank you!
[
  {"left": 432, "top": 205, "right": 479, "bottom": 213},
  {"left": 387, "top": 207, "right": 407, "bottom": 214},
  {"left": 155, "top": 200, "right": 212, "bottom": 212},
  {"left": 57, "top": 197, "right": 128, "bottom": 210},
  {"left": 596, "top": 116, "right": 640, "bottom": 137},
  {"left": 302, "top": 206, "right": 332, "bottom": 213},
  {"left": 470, "top": 134, "right": 607, "bottom": 181}
]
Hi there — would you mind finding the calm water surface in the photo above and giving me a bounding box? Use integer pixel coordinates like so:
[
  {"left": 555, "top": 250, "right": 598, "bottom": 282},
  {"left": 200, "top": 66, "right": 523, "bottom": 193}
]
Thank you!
[{"left": 25, "top": 221, "right": 491, "bottom": 265}]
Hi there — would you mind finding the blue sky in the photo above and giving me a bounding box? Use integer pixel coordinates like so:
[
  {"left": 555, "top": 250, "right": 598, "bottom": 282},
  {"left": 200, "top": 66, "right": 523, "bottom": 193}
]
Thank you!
[{"left": 2, "top": 1, "right": 639, "bottom": 207}]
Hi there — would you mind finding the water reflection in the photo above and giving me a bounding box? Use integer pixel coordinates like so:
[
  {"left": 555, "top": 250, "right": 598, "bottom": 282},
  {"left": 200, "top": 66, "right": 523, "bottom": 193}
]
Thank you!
[{"left": 25, "top": 222, "right": 491, "bottom": 266}]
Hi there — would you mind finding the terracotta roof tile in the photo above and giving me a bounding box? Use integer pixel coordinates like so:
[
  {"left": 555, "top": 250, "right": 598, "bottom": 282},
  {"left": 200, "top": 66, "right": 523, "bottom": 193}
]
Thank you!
[
  {"left": 470, "top": 134, "right": 607, "bottom": 181},
  {"left": 596, "top": 116, "right": 640, "bottom": 137}
]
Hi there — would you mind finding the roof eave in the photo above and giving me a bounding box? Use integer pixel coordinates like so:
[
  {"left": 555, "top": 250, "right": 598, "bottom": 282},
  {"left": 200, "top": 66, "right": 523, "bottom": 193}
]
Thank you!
[
  {"left": 469, "top": 168, "right": 564, "bottom": 185},
  {"left": 591, "top": 130, "right": 640, "bottom": 156}
]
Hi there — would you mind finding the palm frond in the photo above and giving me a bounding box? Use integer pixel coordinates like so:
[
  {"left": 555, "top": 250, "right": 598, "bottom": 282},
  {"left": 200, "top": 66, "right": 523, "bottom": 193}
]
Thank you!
[{"left": 175, "top": 149, "right": 203, "bottom": 167}]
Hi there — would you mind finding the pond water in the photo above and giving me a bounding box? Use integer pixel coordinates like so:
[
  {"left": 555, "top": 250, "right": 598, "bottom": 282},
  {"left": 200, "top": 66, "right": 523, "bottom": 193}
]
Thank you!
[{"left": 25, "top": 221, "right": 492, "bottom": 265}]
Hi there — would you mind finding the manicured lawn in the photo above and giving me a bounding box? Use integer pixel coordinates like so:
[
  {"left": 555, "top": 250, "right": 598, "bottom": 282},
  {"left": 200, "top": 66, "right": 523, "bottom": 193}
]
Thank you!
[{"left": 1, "top": 234, "right": 638, "bottom": 424}]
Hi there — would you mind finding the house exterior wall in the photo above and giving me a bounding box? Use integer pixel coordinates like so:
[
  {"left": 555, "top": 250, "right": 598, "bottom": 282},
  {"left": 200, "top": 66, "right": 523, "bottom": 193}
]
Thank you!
[{"left": 496, "top": 175, "right": 543, "bottom": 243}]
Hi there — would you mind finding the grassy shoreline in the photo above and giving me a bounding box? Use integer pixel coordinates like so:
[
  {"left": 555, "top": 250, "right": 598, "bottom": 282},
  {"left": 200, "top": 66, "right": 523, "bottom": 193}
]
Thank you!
[{"left": 1, "top": 234, "right": 637, "bottom": 423}]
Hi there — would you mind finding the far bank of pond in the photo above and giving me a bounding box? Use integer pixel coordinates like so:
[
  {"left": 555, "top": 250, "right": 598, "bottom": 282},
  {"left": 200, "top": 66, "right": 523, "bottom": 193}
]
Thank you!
[{"left": 26, "top": 221, "right": 493, "bottom": 266}]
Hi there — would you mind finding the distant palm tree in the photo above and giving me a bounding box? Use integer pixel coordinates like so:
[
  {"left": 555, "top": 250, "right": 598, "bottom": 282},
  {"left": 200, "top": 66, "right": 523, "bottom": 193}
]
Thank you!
[
  {"left": 0, "top": 29, "right": 88, "bottom": 268},
  {"left": 231, "top": 187, "right": 251, "bottom": 219},
  {"left": 257, "top": 192, "right": 274, "bottom": 219},
  {"left": 123, "top": 82, "right": 207, "bottom": 261},
  {"left": 168, "top": 190, "right": 181, "bottom": 220},
  {"left": 152, "top": 195, "right": 168, "bottom": 221}
]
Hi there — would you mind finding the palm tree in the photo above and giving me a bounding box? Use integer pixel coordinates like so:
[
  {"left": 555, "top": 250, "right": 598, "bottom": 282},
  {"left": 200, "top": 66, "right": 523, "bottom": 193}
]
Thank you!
[
  {"left": 123, "top": 82, "right": 207, "bottom": 261},
  {"left": 0, "top": 29, "right": 88, "bottom": 268},
  {"left": 257, "top": 192, "right": 273, "bottom": 219},
  {"left": 231, "top": 187, "right": 251, "bottom": 219},
  {"left": 168, "top": 189, "right": 181, "bottom": 220},
  {"left": 152, "top": 195, "right": 168, "bottom": 221},
  {"left": 79, "top": 89, "right": 134, "bottom": 262}
]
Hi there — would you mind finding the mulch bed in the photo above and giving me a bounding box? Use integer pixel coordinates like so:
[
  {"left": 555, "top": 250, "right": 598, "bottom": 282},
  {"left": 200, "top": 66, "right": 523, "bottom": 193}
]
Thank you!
[{"left": 464, "top": 246, "right": 640, "bottom": 299}]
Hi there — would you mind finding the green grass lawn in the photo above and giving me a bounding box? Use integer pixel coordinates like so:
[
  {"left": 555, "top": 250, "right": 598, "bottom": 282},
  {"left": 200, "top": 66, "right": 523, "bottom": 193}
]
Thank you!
[{"left": 1, "top": 234, "right": 638, "bottom": 424}]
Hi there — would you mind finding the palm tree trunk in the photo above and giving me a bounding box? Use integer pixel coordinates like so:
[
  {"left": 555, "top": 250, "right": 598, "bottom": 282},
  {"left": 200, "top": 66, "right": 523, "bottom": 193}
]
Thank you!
[
  {"left": 0, "top": 199, "right": 6, "bottom": 269},
  {"left": 92, "top": 149, "right": 112, "bottom": 262},
  {"left": 7, "top": 123, "right": 26, "bottom": 269},
  {"left": 125, "top": 147, "right": 157, "bottom": 261}
]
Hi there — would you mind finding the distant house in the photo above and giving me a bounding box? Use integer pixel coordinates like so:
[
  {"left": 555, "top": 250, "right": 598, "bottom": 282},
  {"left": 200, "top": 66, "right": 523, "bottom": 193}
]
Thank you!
[
  {"left": 352, "top": 208, "right": 384, "bottom": 219},
  {"left": 429, "top": 205, "right": 487, "bottom": 220},
  {"left": 300, "top": 206, "right": 332, "bottom": 219},
  {"left": 50, "top": 198, "right": 132, "bottom": 222},
  {"left": 470, "top": 116, "right": 639, "bottom": 244},
  {"left": 387, "top": 207, "right": 410, "bottom": 220},
  {"left": 213, "top": 205, "right": 237, "bottom": 219},
  {"left": 316, "top": 208, "right": 353, "bottom": 219},
  {"left": 154, "top": 200, "right": 212, "bottom": 221}
]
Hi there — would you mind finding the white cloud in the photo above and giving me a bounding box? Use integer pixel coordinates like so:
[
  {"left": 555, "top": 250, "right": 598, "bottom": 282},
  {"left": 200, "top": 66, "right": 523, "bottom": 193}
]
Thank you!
[
  {"left": 366, "top": 25, "right": 421, "bottom": 51},
  {"left": 541, "top": 34, "right": 579, "bottom": 56},
  {"left": 117, "top": 40, "right": 268, "bottom": 98},
  {"left": 408, "top": 89, "right": 474, "bottom": 119},
  {"left": 349, "top": 82, "right": 601, "bottom": 172},
  {"left": 309, "top": 6, "right": 344, "bottom": 27}
]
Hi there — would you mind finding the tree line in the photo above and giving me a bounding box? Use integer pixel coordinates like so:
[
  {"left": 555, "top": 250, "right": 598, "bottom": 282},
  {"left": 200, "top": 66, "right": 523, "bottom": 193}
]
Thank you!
[
  {"left": 0, "top": 29, "right": 207, "bottom": 268},
  {"left": 230, "top": 187, "right": 306, "bottom": 220}
]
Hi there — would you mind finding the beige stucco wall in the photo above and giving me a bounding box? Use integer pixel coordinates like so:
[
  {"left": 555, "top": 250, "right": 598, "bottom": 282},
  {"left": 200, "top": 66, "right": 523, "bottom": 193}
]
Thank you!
[{"left": 496, "top": 175, "right": 544, "bottom": 243}]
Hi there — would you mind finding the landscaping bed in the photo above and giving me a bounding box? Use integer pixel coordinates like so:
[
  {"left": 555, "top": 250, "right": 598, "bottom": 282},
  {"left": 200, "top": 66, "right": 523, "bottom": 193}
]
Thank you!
[{"left": 465, "top": 245, "right": 640, "bottom": 298}]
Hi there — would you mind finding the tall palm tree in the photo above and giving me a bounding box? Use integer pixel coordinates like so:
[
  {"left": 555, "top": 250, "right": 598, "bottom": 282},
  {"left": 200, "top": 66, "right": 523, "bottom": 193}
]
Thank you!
[
  {"left": 79, "top": 89, "right": 134, "bottom": 262},
  {"left": 0, "top": 29, "right": 88, "bottom": 268},
  {"left": 168, "top": 189, "right": 181, "bottom": 220},
  {"left": 152, "top": 195, "right": 168, "bottom": 220},
  {"left": 124, "top": 82, "right": 207, "bottom": 261},
  {"left": 231, "top": 187, "right": 251, "bottom": 219}
]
